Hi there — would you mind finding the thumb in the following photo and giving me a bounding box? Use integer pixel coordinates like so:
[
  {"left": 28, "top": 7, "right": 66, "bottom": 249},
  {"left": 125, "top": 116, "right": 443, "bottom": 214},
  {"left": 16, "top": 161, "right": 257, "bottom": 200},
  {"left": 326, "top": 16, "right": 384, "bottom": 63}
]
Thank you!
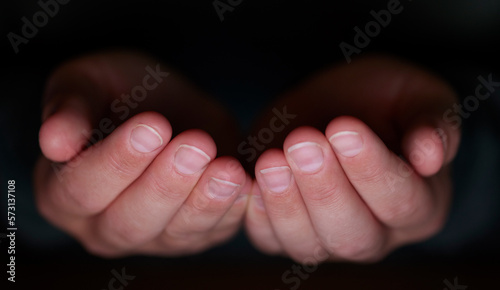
[
  {"left": 395, "top": 81, "right": 462, "bottom": 177},
  {"left": 39, "top": 52, "right": 131, "bottom": 162},
  {"left": 39, "top": 96, "right": 93, "bottom": 162},
  {"left": 401, "top": 116, "right": 461, "bottom": 177},
  {"left": 345, "top": 55, "right": 462, "bottom": 177}
]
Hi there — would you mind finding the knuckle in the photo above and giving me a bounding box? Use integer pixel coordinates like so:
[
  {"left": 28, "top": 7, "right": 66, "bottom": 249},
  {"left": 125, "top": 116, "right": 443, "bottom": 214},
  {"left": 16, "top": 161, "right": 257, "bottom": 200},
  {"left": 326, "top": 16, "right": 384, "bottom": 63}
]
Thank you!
[
  {"left": 104, "top": 149, "right": 138, "bottom": 181},
  {"left": 303, "top": 182, "right": 341, "bottom": 204},
  {"left": 358, "top": 162, "right": 388, "bottom": 184},
  {"left": 146, "top": 175, "right": 186, "bottom": 202},
  {"left": 266, "top": 196, "right": 304, "bottom": 219}
]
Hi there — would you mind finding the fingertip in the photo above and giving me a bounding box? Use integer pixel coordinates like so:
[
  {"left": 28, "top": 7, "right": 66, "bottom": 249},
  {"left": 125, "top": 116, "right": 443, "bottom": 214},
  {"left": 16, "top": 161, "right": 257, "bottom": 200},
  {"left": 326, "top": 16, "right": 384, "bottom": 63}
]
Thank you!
[
  {"left": 254, "top": 148, "right": 285, "bottom": 173},
  {"left": 170, "top": 128, "right": 217, "bottom": 164},
  {"left": 129, "top": 111, "right": 174, "bottom": 151},
  {"left": 402, "top": 125, "right": 445, "bottom": 177},
  {"left": 213, "top": 156, "right": 247, "bottom": 185},
  {"left": 39, "top": 100, "right": 91, "bottom": 162},
  {"left": 325, "top": 115, "right": 365, "bottom": 139}
]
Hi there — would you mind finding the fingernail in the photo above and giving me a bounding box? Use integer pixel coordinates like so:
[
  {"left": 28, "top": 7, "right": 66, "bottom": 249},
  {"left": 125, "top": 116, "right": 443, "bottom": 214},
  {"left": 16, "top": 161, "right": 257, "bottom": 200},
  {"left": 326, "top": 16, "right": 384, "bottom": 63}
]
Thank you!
[
  {"left": 329, "top": 131, "right": 363, "bottom": 157},
  {"left": 287, "top": 142, "right": 324, "bottom": 173},
  {"left": 208, "top": 178, "right": 240, "bottom": 199},
  {"left": 130, "top": 125, "right": 163, "bottom": 153},
  {"left": 259, "top": 166, "right": 292, "bottom": 193},
  {"left": 174, "top": 145, "right": 211, "bottom": 175}
]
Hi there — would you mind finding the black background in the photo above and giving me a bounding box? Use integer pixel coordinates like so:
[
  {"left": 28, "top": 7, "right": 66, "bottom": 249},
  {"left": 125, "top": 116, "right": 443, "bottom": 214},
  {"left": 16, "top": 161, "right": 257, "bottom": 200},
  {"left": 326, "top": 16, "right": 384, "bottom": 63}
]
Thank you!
[{"left": 1, "top": 0, "right": 499, "bottom": 289}]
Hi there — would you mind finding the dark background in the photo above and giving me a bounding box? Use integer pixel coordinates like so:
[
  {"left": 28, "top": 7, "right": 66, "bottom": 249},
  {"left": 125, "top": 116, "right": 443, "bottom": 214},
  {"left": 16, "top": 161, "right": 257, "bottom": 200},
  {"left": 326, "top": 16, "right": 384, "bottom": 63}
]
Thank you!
[{"left": 1, "top": 0, "right": 499, "bottom": 289}]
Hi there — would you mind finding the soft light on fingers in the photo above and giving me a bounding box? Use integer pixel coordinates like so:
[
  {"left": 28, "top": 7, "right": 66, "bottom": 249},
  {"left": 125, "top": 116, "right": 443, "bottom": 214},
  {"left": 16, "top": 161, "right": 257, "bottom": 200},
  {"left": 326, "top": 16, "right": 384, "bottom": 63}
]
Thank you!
[
  {"left": 327, "top": 116, "right": 438, "bottom": 230},
  {"left": 245, "top": 182, "right": 283, "bottom": 256},
  {"left": 256, "top": 149, "right": 325, "bottom": 263},
  {"left": 42, "top": 112, "right": 171, "bottom": 219},
  {"left": 93, "top": 129, "right": 215, "bottom": 250},
  {"left": 284, "top": 127, "right": 387, "bottom": 261},
  {"left": 39, "top": 97, "right": 92, "bottom": 162},
  {"left": 402, "top": 123, "right": 446, "bottom": 177}
]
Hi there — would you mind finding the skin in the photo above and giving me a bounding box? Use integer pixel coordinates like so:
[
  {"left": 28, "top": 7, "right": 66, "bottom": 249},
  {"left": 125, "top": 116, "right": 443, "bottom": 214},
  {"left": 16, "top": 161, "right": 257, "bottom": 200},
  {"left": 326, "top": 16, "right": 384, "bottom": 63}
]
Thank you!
[
  {"left": 246, "top": 55, "right": 460, "bottom": 263},
  {"left": 34, "top": 52, "right": 460, "bottom": 262},
  {"left": 35, "top": 51, "right": 251, "bottom": 257}
]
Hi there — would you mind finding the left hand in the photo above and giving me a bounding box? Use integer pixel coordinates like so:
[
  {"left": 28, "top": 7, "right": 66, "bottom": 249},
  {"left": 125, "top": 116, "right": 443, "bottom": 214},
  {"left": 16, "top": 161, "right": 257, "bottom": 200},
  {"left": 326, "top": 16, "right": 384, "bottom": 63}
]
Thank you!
[{"left": 244, "top": 55, "right": 461, "bottom": 263}]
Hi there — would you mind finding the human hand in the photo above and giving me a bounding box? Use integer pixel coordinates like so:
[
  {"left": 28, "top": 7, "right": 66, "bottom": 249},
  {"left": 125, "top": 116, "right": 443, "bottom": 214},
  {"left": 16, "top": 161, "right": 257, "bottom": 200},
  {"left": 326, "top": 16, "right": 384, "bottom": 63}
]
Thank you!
[
  {"left": 34, "top": 51, "right": 251, "bottom": 257},
  {"left": 245, "top": 55, "right": 461, "bottom": 263}
]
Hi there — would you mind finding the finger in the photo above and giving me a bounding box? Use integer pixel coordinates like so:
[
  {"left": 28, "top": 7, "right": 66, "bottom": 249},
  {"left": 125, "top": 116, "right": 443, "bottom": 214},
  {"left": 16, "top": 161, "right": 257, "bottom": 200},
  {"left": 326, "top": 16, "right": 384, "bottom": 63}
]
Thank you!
[
  {"left": 137, "top": 174, "right": 252, "bottom": 257},
  {"left": 326, "top": 116, "right": 447, "bottom": 235},
  {"left": 205, "top": 173, "right": 252, "bottom": 242},
  {"left": 390, "top": 166, "right": 452, "bottom": 246},
  {"left": 244, "top": 181, "right": 283, "bottom": 256},
  {"left": 255, "top": 149, "right": 325, "bottom": 263},
  {"left": 401, "top": 118, "right": 461, "bottom": 176},
  {"left": 39, "top": 97, "right": 93, "bottom": 162},
  {"left": 161, "top": 157, "right": 247, "bottom": 250},
  {"left": 380, "top": 57, "right": 462, "bottom": 172},
  {"left": 37, "top": 111, "right": 172, "bottom": 220},
  {"left": 39, "top": 52, "right": 135, "bottom": 162},
  {"left": 91, "top": 129, "right": 215, "bottom": 254},
  {"left": 284, "top": 126, "right": 387, "bottom": 261}
]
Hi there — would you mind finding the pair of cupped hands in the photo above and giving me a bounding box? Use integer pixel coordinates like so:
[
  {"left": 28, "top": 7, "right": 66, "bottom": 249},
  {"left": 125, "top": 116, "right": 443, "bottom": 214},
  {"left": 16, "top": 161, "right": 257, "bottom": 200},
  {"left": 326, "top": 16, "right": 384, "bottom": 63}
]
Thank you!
[{"left": 35, "top": 51, "right": 460, "bottom": 263}]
